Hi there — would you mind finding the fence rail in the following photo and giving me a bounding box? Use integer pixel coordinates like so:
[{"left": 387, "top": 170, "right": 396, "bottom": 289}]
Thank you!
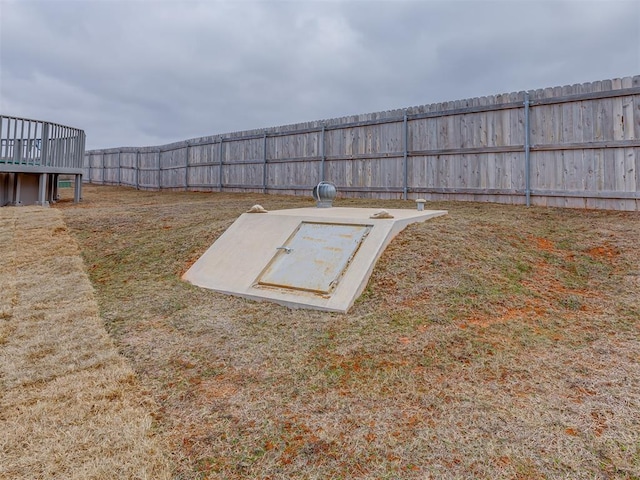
[{"left": 84, "top": 76, "right": 640, "bottom": 210}]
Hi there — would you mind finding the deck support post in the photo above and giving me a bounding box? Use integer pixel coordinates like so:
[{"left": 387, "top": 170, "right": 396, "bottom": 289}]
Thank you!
[
  {"left": 12, "top": 174, "right": 22, "bottom": 206},
  {"left": 74, "top": 174, "right": 82, "bottom": 203},
  {"left": 49, "top": 173, "right": 59, "bottom": 203},
  {"left": 36, "top": 172, "right": 49, "bottom": 206}
]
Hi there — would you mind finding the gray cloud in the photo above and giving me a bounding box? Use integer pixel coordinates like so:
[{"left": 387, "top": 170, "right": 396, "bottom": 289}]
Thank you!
[{"left": 1, "top": 0, "right": 638, "bottom": 149}]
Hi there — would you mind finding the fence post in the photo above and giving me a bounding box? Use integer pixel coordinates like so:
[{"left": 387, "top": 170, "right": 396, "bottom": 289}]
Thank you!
[
  {"left": 524, "top": 92, "right": 531, "bottom": 207},
  {"left": 185, "top": 143, "right": 190, "bottom": 191},
  {"left": 157, "top": 149, "right": 161, "bottom": 190},
  {"left": 218, "top": 138, "right": 224, "bottom": 191},
  {"left": 320, "top": 124, "right": 326, "bottom": 182},
  {"left": 101, "top": 150, "right": 105, "bottom": 184},
  {"left": 403, "top": 110, "right": 408, "bottom": 200},
  {"left": 118, "top": 150, "right": 121, "bottom": 186},
  {"left": 262, "top": 132, "right": 268, "bottom": 194},
  {"left": 135, "top": 150, "right": 140, "bottom": 190}
]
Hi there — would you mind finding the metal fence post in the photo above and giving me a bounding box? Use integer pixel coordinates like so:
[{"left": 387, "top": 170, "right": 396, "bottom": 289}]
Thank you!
[
  {"left": 157, "top": 149, "right": 161, "bottom": 190},
  {"left": 135, "top": 150, "right": 140, "bottom": 190},
  {"left": 320, "top": 124, "right": 326, "bottom": 182},
  {"left": 524, "top": 92, "right": 531, "bottom": 207},
  {"left": 218, "top": 138, "right": 224, "bottom": 191},
  {"left": 185, "top": 144, "right": 190, "bottom": 191},
  {"left": 262, "top": 132, "right": 268, "bottom": 193},
  {"left": 403, "top": 110, "right": 408, "bottom": 200}
]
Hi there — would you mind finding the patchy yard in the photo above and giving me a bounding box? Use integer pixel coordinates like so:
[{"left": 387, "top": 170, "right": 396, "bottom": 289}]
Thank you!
[{"left": 57, "top": 185, "right": 639, "bottom": 479}]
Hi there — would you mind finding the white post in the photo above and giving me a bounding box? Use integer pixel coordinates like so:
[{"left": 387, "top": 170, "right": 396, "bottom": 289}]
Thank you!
[{"left": 36, "top": 173, "right": 49, "bottom": 206}]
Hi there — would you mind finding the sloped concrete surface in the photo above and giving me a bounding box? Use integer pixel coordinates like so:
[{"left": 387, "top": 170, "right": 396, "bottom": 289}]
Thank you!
[{"left": 183, "top": 207, "right": 447, "bottom": 312}]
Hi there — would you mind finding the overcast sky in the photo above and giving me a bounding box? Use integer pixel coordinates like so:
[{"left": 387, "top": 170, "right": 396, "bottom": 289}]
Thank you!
[{"left": 1, "top": 0, "right": 638, "bottom": 150}]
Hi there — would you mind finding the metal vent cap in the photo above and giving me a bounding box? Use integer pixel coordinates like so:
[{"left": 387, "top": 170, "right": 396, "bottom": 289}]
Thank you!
[{"left": 312, "top": 181, "right": 337, "bottom": 208}]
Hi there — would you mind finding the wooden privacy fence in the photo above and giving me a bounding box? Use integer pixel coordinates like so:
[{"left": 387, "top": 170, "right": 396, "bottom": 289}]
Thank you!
[{"left": 84, "top": 76, "right": 640, "bottom": 210}]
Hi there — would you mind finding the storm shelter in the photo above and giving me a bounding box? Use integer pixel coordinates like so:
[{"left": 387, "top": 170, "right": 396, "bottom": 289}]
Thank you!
[{"left": 182, "top": 206, "right": 447, "bottom": 313}]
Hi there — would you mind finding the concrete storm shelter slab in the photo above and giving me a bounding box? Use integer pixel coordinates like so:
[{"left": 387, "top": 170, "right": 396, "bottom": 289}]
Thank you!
[{"left": 182, "top": 207, "right": 447, "bottom": 313}]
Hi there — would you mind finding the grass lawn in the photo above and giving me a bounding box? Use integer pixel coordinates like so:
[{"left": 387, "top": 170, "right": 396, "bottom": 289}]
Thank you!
[
  {"left": 0, "top": 206, "right": 171, "bottom": 479},
  {"left": 57, "top": 185, "right": 639, "bottom": 479}
]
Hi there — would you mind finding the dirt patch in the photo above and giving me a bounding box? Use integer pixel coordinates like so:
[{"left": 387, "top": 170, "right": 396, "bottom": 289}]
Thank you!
[
  {"left": 532, "top": 236, "right": 555, "bottom": 251},
  {"left": 587, "top": 244, "right": 620, "bottom": 258}
]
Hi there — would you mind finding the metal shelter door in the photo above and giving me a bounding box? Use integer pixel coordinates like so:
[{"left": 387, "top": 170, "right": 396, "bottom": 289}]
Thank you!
[{"left": 256, "top": 222, "right": 372, "bottom": 294}]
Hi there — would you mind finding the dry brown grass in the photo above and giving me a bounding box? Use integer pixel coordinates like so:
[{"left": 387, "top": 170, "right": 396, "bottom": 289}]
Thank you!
[
  {"left": 55, "top": 185, "right": 639, "bottom": 479},
  {"left": 0, "top": 206, "right": 172, "bottom": 479}
]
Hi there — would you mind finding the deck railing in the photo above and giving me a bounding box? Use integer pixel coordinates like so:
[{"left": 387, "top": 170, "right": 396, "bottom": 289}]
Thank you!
[{"left": 0, "top": 115, "right": 85, "bottom": 170}]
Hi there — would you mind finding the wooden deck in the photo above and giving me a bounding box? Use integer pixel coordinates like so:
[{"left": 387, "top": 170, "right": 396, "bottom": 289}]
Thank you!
[{"left": 0, "top": 115, "right": 85, "bottom": 206}]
